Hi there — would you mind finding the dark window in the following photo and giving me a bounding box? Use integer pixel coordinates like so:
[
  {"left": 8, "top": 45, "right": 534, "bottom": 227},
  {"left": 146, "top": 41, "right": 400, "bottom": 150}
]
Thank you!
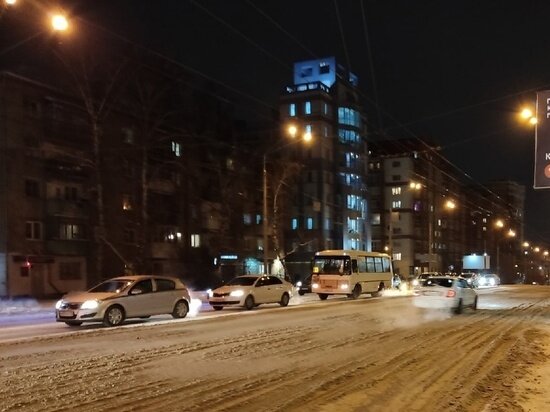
[
  {"left": 256, "top": 277, "right": 269, "bottom": 287},
  {"left": 20, "top": 266, "right": 30, "bottom": 277},
  {"left": 25, "top": 179, "right": 39, "bottom": 197},
  {"left": 130, "top": 279, "right": 153, "bottom": 294},
  {"left": 267, "top": 276, "right": 283, "bottom": 285},
  {"left": 65, "top": 187, "right": 77, "bottom": 201},
  {"left": 300, "top": 66, "right": 313, "bottom": 77},
  {"left": 25, "top": 221, "right": 42, "bottom": 240},
  {"left": 392, "top": 161, "right": 401, "bottom": 167},
  {"left": 319, "top": 63, "right": 330, "bottom": 74},
  {"left": 155, "top": 279, "right": 176, "bottom": 292}
]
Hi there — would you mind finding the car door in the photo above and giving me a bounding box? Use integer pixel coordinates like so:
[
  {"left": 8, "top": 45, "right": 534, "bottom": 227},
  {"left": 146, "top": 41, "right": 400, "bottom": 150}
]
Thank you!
[
  {"left": 125, "top": 279, "right": 154, "bottom": 317},
  {"left": 152, "top": 278, "right": 177, "bottom": 314},
  {"left": 253, "top": 277, "right": 271, "bottom": 304},
  {"left": 457, "top": 279, "right": 475, "bottom": 305},
  {"left": 265, "top": 276, "right": 285, "bottom": 303}
]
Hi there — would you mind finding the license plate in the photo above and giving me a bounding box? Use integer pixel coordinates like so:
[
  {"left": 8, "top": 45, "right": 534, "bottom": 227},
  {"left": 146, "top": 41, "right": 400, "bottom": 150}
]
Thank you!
[{"left": 59, "top": 310, "right": 74, "bottom": 317}]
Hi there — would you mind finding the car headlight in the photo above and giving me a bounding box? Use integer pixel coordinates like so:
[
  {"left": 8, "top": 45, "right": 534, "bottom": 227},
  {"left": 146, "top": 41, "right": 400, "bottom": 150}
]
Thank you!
[
  {"left": 467, "top": 279, "right": 472, "bottom": 284},
  {"left": 207, "top": 289, "right": 213, "bottom": 298},
  {"left": 296, "top": 281, "right": 303, "bottom": 287},
  {"left": 81, "top": 300, "right": 99, "bottom": 310},
  {"left": 412, "top": 279, "right": 419, "bottom": 286},
  {"left": 55, "top": 299, "right": 63, "bottom": 310},
  {"left": 230, "top": 290, "right": 244, "bottom": 297},
  {"left": 340, "top": 283, "right": 349, "bottom": 290},
  {"left": 312, "top": 283, "right": 319, "bottom": 289}
]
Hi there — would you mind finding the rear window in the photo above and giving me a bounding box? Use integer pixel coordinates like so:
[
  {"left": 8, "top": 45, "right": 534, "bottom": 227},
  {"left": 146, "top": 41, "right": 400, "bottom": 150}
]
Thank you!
[
  {"left": 155, "top": 279, "right": 176, "bottom": 291},
  {"left": 424, "top": 278, "right": 453, "bottom": 288}
]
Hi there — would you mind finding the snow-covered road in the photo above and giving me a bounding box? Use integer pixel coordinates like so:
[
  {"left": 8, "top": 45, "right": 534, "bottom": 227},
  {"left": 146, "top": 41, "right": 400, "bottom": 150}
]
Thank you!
[{"left": 1, "top": 285, "right": 549, "bottom": 411}]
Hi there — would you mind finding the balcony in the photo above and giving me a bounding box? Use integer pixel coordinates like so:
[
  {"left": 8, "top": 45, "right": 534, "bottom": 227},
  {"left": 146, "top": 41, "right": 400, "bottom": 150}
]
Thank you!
[
  {"left": 46, "top": 240, "right": 88, "bottom": 256},
  {"left": 46, "top": 199, "right": 88, "bottom": 218}
]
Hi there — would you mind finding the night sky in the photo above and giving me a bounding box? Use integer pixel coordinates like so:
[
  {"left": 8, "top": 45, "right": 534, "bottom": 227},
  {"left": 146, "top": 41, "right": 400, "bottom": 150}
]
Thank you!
[{"left": 9, "top": 0, "right": 550, "bottom": 242}]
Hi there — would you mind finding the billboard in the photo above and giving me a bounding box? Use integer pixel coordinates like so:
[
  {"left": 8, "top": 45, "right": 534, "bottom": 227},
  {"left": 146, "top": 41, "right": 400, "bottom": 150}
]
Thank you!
[
  {"left": 463, "top": 254, "right": 490, "bottom": 270},
  {"left": 534, "top": 90, "right": 550, "bottom": 189}
]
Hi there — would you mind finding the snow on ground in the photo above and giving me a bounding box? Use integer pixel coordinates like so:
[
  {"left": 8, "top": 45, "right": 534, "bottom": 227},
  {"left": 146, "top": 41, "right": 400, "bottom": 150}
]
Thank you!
[{"left": 0, "top": 286, "right": 549, "bottom": 412}]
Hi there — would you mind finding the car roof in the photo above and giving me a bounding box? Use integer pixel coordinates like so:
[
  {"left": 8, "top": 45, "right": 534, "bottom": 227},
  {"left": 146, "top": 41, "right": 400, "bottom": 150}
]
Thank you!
[{"left": 108, "top": 275, "right": 181, "bottom": 282}]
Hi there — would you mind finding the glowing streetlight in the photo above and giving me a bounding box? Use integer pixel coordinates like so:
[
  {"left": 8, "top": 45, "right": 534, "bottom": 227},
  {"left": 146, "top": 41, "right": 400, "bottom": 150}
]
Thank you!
[
  {"left": 51, "top": 13, "right": 69, "bottom": 31},
  {"left": 445, "top": 200, "right": 456, "bottom": 210},
  {"left": 520, "top": 107, "right": 537, "bottom": 126},
  {"left": 495, "top": 219, "right": 504, "bottom": 228},
  {"left": 507, "top": 229, "right": 516, "bottom": 238},
  {"left": 287, "top": 124, "right": 298, "bottom": 138},
  {"left": 409, "top": 181, "right": 422, "bottom": 190},
  {"left": 523, "top": 241, "right": 530, "bottom": 248},
  {"left": 534, "top": 246, "right": 540, "bottom": 253}
]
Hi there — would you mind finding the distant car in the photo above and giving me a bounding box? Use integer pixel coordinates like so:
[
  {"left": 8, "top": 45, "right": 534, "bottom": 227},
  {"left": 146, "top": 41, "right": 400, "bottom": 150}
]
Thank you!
[
  {"left": 412, "top": 272, "right": 441, "bottom": 288},
  {"left": 296, "top": 275, "right": 312, "bottom": 296},
  {"left": 476, "top": 273, "right": 500, "bottom": 287},
  {"left": 413, "top": 276, "right": 478, "bottom": 314},
  {"left": 55, "top": 275, "right": 191, "bottom": 327},
  {"left": 460, "top": 272, "right": 479, "bottom": 288},
  {"left": 208, "top": 275, "right": 294, "bottom": 310}
]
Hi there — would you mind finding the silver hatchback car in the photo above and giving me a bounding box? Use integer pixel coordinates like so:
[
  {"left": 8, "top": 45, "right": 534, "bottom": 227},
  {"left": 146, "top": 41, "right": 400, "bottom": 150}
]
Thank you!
[{"left": 55, "top": 275, "right": 191, "bottom": 327}]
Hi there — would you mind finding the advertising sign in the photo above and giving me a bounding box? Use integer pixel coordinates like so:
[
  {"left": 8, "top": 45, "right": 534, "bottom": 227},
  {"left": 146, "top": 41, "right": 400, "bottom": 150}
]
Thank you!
[{"left": 534, "top": 90, "right": 550, "bottom": 189}]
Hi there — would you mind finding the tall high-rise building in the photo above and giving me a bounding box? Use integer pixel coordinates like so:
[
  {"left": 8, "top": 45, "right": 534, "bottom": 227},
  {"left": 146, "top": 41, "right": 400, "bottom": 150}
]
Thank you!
[{"left": 278, "top": 57, "right": 370, "bottom": 276}]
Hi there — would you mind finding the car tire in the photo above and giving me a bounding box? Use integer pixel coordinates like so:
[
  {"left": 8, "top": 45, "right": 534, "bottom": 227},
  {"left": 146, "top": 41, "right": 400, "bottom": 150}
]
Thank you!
[
  {"left": 213, "top": 306, "right": 223, "bottom": 311},
  {"left": 298, "top": 290, "right": 305, "bottom": 296},
  {"left": 371, "top": 283, "right": 385, "bottom": 297},
  {"left": 244, "top": 295, "right": 255, "bottom": 310},
  {"left": 454, "top": 299, "right": 463, "bottom": 315},
  {"left": 318, "top": 293, "right": 328, "bottom": 300},
  {"left": 172, "top": 300, "right": 189, "bottom": 319},
  {"left": 279, "top": 293, "right": 290, "bottom": 307},
  {"left": 103, "top": 305, "right": 125, "bottom": 327},
  {"left": 64, "top": 321, "right": 82, "bottom": 327},
  {"left": 472, "top": 296, "right": 478, "bottom": 310},
  {"left": 349, "top": 284, "right": 361, "bottom": 300}
]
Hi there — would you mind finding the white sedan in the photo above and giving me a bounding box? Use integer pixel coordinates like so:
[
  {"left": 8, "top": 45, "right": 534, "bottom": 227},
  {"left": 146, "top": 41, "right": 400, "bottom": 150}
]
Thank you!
[
  {"left": 413, "top": 276, "right": 478, "bottom": 314},
  {"left": 55, "top": 275, "right": 191, "bottom": 327},
  {"left": 208, "top": 275, "right": 293, "bottom": 310}
]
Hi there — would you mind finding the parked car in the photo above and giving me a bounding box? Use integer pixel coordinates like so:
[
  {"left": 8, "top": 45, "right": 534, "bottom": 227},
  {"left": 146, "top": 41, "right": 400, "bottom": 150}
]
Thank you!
[
  {"left": 208, "top": 275, "right": 293, "bottom": 310},
  {"left": 296, "top": 275, "right": 312, "bottom": 296},
  {"left": 413, "top": 275, "right": 478, "bottom": 314},
  {"left": 476, "top": 273, "right": 500, "bottom": 287},
  {"left": 55, "top": 275, "right": 191, "bottom": 327}
]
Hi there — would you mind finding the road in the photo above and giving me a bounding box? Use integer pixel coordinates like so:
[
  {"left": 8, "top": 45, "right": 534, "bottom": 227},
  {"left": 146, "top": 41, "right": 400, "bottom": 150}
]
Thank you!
[{"left": 0, "top": 285, "right": 549, "bottom": 412}]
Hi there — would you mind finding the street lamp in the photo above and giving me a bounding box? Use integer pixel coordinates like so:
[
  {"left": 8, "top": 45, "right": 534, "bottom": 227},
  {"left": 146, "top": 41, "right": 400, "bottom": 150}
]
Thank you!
[
  {"left": 51, "top": 13, "right": 69, "bottom": 32},
  {"left": 262, "top": 125, "right": 312, "bottom": 275}
]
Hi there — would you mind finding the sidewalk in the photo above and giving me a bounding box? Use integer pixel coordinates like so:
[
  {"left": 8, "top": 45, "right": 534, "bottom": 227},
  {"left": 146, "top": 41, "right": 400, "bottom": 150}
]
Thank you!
[{"left": 0, "top": 298, "right": 56, "bottom": 316}]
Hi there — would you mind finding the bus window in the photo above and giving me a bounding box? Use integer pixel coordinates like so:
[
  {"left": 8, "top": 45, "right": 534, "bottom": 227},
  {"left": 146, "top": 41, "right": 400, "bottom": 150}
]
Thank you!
[
  {"left": 357, "top": 256, "right": 367, "bottom": 272},
  {"left": 352, "top": 259, "right": 358, "bottom": 273},
  {"left": 374, "top": 257, "right": 383, "bottom": 272},
  {"left": 366, "top": 257, "right": 375, "bottom": 272},
  {"left": 382, "top": 257, "right": 391, "bottom": 272}
]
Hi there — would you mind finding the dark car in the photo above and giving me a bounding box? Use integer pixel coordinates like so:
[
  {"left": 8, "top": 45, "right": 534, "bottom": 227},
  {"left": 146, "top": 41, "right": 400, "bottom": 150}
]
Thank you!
[{"left": 296, "top": 275, "right": 312, "bottom": 296}]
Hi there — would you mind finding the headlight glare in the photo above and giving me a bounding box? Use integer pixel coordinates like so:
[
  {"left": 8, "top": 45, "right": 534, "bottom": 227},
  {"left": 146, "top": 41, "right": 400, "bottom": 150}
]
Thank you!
[
  {"left": 340, "top": 283, "right": 349, "bottom": 290},
  {"left": 81, "top": 300, "right": 99, "bottom": 310},
  {"left": 312, "top": 283, "right": 319, "bottom": 289},
  {"left": 55, "top": 300, "right": 63, "bottom": 310},
  {"left": 230, "top": 290, "right": 244, "bottom": 297}
]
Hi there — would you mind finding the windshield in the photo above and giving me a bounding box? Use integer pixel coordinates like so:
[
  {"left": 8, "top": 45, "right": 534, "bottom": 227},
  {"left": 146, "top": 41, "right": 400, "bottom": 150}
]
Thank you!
[
  {"left": 312, "top": 257, "right": 351, "bottom": 275},
  {"left": 424, "top": 278, "right": 453, "bottom": 288},
  {"left": 227, "top": 277, "right": 257, "bottom": 286},
  {"left": 89, "top": 280, "right": 132, "bottom": 293}
]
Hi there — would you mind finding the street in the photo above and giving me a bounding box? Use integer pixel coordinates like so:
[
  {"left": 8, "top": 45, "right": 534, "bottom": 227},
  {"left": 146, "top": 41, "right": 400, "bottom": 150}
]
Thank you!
[{"left": 0, "top": 285, "right": 549, "bottom": 411}]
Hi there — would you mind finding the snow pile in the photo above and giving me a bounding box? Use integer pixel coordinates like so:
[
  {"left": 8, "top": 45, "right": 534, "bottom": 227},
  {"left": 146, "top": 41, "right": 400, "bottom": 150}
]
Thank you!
[{"left": 0, "top": 298, "right": 51, "bottom": 315}]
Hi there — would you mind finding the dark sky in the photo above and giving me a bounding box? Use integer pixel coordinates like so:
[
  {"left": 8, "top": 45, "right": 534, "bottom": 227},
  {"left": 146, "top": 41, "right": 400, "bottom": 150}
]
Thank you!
[{"left": 10, "top": 0, "right": 550, "bottom": 242}]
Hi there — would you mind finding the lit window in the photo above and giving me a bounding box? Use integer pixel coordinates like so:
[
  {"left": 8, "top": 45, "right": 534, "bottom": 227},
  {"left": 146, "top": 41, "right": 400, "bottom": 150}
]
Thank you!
[
  {"left": 392, "top": 201, "right": 401, "bottom": 209},
  {"left": 191, "top": 234, "right": 200, "bottom": 248},
  {"left": 307, "top": 217, "right": 313, "bottom": 230},
  {"left": 324, "top": 103, "right": 329, "bottom": 115},
  {"left": 305, "top": 124, "right": 312, "bottom": 134},
  {"left": 393, "top": 253, "right": 402, "bottom": 261},
  {"left": 122, "top": 194, "right": 133, "bottom": 211},
  {"left": 122, "top": 128, "right": 134, "bottom": 144},
  {"left": 392, "top": 187, "right": 402, "bottom": 195},
  {"left": 289, "top": 103, "right": 296, "bottom": 117},
  {"left": 305, "top": 101, "right": 311, "bottom": 115},
  {"left": 171, "top": 141, "right": 182, "bottom": 157},
  {"left": 291, "top": 218, "right": 298, "bottom": 230},
  {"left": 372, "top": 214, "right": 381, "bottom": 225},
  {"left": 243, "top": 214, "right": 252, "bottom": 225},
  {"left": 59, "top": 223, "right": 85, "bottom": 240}
]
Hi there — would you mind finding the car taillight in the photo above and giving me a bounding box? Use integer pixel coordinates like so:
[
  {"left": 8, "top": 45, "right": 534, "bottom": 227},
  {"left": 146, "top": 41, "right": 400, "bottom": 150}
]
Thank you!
[{"left": 446, "top": 290, "right": 456, "bottom": 298}]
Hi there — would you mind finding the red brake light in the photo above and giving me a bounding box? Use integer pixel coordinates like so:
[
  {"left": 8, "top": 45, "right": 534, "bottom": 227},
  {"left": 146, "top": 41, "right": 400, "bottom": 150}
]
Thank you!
[{"left": 446, "top": 290, "right": 456, "bottom": 298}]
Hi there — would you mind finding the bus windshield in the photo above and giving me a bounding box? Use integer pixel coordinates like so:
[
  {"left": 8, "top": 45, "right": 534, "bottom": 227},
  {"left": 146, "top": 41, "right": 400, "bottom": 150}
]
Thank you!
[{"left": 312, "top": 256, "right": 351, "bottom": 275}]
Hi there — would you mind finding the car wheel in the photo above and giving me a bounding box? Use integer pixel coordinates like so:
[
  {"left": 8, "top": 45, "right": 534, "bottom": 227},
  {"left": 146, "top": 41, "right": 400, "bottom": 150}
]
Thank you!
[
  {"left": 318, "top": 293, "right": 328, "bottom": 300},
  {"left": 349, "top": 284, "right": 361, "bottom": 300},
  {"left": 279, "top": 293, "right": 290, "bottom": 307},
  {"left": 244, "top": 295, "right": 255, "bottom": 310},
  {"left": 213, "top": 306, "right": 223, "bottom": 311},
  {"left": 64, "top": 321, "right": 82, "bottom": 327},
  {"left": 103, "top": 305, "right": 125, "bottom": 327},
  {"left": 298, "top": 290, "right": 305, "bottom": 296},
  {"left": 454, "top": 299, "right": 463, "bottom": 314},
  {"left": 371, "top": 283, "right": 385, "bottom": 297},
  {"left": 172, "top": 300, "right": 189, "bottom": 319},
  {"left": 472, "top": 296, "right": 478, "bottom": 310}
]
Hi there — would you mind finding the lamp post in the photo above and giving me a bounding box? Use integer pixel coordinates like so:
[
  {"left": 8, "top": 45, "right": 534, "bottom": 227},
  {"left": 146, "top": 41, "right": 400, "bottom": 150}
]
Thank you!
[
  {"left": 496, "top": 226, "right": 515, "bottom": 276},
  {"left": 262, "top": 125, "right": 312, "bottom": 275}
]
